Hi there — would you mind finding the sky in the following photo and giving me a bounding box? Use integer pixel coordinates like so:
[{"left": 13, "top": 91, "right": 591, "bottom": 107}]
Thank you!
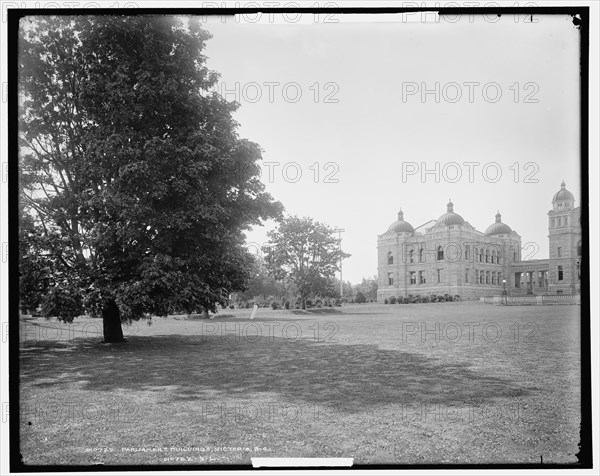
[{"left": 199, "top": 13, "right": 582, "bottom": 284}]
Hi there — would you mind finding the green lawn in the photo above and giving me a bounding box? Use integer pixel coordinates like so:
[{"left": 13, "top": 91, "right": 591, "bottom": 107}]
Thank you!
[{"left": 18, "top": 302, "right": 582, "bottom": 466}]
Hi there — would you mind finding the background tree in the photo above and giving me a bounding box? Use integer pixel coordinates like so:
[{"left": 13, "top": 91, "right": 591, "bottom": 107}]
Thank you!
[
  {"left": 235, "top": 255, "right": 285, "bottom": 304},
  {"left": 19, "top": 16, "right": 282, "bottom": 342},
  {"left": 354, "top": 275, "right": 378, "bottom": 302},
  {"left": 263, "top": 216, "right": 350, "bottom": 309}
]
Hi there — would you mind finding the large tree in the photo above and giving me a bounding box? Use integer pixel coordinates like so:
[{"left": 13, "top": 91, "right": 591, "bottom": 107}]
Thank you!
[
  {"left": 263, "top": 216, "right": 349, "bottom": 309},
  {"left": 18, "top": 16, "right": 282, "bottom": 342}
]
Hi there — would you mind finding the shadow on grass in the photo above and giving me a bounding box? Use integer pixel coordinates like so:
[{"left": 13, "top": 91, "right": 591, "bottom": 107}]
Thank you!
[
  {"left": 20, "top": 335, "right": 535, "bottom": 413},
  {"left": 291, "top": 309, "right": 343, "bottom": 315}
]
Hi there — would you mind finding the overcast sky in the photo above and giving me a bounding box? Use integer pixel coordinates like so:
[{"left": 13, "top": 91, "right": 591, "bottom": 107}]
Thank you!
[{"left": 200, "top": 13, "right": 581, "bottom": 284}]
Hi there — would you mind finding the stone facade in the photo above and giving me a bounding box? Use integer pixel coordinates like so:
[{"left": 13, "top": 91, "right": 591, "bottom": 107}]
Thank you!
[{"left": 377, "top": 182, "right": 581, "bottom": 302}]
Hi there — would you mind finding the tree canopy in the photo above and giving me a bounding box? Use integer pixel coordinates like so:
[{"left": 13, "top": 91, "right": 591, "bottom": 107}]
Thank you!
[
  {"left": 19, "top": 16, "right": 282, "bottom": 341},
  {"left": 263, "top": 216, "right": 349, "bottom": 308}
]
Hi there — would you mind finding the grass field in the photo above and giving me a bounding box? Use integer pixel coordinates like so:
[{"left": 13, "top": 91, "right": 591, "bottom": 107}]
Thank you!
[{"left": 18, "top": 302, "right": 582, "bottom": 466}]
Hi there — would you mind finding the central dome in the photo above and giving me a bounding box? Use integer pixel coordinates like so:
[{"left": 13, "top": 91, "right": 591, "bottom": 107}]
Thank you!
[
  {"left": 485, "top": 211, "right": 512, "bottom": 235},
  {"left": 437, "top": 200, "right": 465, "bottom": 226},
  {"left": 387, "top": 209, "right": 414, "bottom": 234}
]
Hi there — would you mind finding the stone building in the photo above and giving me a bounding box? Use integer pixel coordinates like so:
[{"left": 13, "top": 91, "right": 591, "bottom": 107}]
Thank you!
[{"left": 377, "top": 182, "right": 581, "bottom": 301}]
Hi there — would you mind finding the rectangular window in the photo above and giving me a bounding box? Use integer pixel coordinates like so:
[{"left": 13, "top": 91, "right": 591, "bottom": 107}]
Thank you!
[
  {"left": 565, "top": 217, "right": 568, "bottom": 225},
  {"left": 437, "top": 269, "right": 442, "bottom": 283},
  {"left": 410, "top": 271, "right": 416, "bottom": 285},
  {"left": 557, "top": 247, "right": 562, "bottom": 257},
  {"left": 558, "top": 266, "right": 563, "bottom": 281},
  {"left": 557, "top": 289, "right": 563, "bottom": 294},
  {"left": 419, "top": 271, "right": 426, "bottom": 284},
  {"left": 465, "top": 269, "right": 469, "bottom": 283},
  {"left": 485, "top": 271, "right": 490, "bottom": 284},
  {"left": 437, "top": 247, "right": 444, "bottom": 261},
  {"left": 419, "top": 248, "right": 424, "bottom": 263},
  {"left": 465, "top": 245, "right": 470, "bottom": 261},
  {"left": 558, "top": 217, "right": 562, "bottom": 226},
  {"left": 388, "top": 273, "right": 394, "bottom": 286},
  {"left": 480, "top": 271, "right": 484, "bottom": 284},
  {"left": 492, "top": 272, "right": 496, "bottom": 285}
]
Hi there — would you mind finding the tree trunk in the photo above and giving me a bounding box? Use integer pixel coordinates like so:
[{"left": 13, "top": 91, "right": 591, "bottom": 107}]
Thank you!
[{"left": 102, "top": 299, "right": 125, "bottom": 343}]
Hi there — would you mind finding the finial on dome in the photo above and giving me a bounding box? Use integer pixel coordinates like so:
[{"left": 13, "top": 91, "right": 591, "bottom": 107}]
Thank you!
[
  {"left": 495, "top": 211, "right": 501, "bottom": 223},
  {"left": 561, "top": 180, "right": 566, "bottom": 189},
  {"left": 447, "top": 200, "right": 454, "bottom": 212},
  {"left": 397, "top": 209, "right": 404, "bottom": 220}
]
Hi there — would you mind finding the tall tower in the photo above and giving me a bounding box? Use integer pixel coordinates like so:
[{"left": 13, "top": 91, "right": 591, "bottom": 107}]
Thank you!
[{"left": 547, "top": 181, "right": 582, "bottom": 293}]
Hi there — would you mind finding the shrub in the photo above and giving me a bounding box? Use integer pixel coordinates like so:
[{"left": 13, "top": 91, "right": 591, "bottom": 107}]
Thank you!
[
  {"left": 305, "top": 298, "right": 313, "bottom": 308},
  {"left": 454, "top": 294, "right": 461, "bottom": 302},
  {"left": 384, "top": 298, "right": 389, "bottom": 304},
  {"left": 355, "top": 291, "right": 367, "bottom": 304},
  {"left": 335, "top": 299, "right": 342, "bottom": 307},
  {"left": 271, "top": 301, "right": 280, "bottom": 310},
  {"left": 437, "top": 295, "right": 446, "bottom": 302},
  {"left": 229, "top": 304, "right": 235, "bottom": 309},
  {"left": 421, "top": 295, "right": 430, "bottom": 303},
  {"left": 315, "top": 299, "right": 323, "bottom": 308},
  {"left": 389, "top": 296, "right": 397, "bottom": 304},
  {"left": 284, "top": 300, "right": 290, "bottom": 310}
]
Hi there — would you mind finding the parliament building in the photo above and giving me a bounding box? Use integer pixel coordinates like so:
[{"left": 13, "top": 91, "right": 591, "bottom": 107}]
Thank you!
[{"left": 377, "top": 182, "right": 582, "bottom": 301}]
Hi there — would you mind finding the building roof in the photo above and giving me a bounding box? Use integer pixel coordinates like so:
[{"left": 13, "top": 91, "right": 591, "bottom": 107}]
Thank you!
[
  {"left": 437, "top": 200, "right": 465, "bottom": 226},
  {"left": 485, "top": 211, "right": 513, "bottom": 235},
  {"left": 552, "top": 181, "right": 575, "bottom": 202},
  {"left": 386, "top": 209, "right": 414, "bottom": 234}
]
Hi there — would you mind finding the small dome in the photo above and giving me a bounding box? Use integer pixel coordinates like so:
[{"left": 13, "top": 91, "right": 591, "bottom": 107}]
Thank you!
[
  {"left": 386, "top": 209, "right": 414, "bottom": 234},
  {"left": 437, "top": 200, "right": 465, "bottom": 226},
  {"left": 552, "top": 181, "right": 575, "bottom": 202},
  {"left": 485, "top": 211, "right": 512, "bottom": 235}
]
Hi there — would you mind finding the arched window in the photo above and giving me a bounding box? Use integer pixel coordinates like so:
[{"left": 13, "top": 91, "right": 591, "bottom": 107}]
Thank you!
[
  {"left": 387, "top": 251, "right": 393, "bottom": 265},
  {"left": 564, "top": 216, "right": 568, "bottom": 226},
  {"left": 479, "top": 249, "right": 484, "bottom": 262},
  {"left": 388, "top": 273, "right": 394, "bottom": 286},
  {"left": 558, "top": 217, "right": 562, "bottom": 226},
  {"left": 437, "top": 246, "right": 444, "bottom": 261},
  {"left": 485, "top": 271, "right": 490, "bottom": 284},
  {"left": 497, "top": 252, "right": 501, "bottom": 264},
  {"left": 492, "top": 272, "right": 496, "bottom": 285},
  {"left": 409, "top": 249, "right": 414, "bottom": 263},
  {"left": 474, "top": 247, "right": 478, "bottom": 262},
  {"left": 419, "top": 248, "right": 424, "bottom": 262},
  {"left": 465, "top": 245, "right": 470, "bottom": 261},
  {"left": 578, "top": 241, "right": 582, "bottom": 256},
  {"left": 485, "top": 250, "right": 490, "bottom": 263}
]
